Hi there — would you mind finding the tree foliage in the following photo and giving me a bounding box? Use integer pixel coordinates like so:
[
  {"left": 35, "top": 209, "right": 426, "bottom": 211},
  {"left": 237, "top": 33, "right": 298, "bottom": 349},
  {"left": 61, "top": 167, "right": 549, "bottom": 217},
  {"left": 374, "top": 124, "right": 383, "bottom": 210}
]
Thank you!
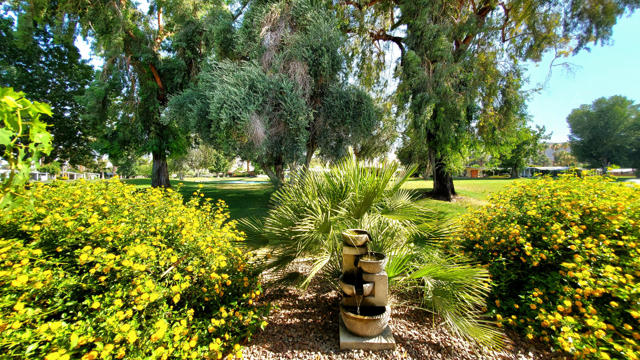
[
  {"left": 209, "top": 150, "right": 231, "bottom": 176},
  {"left": 6, "top": 0, "right": 235, "bottom": 187},
  {"left": 553, "top": 150, "right": 579, "bottom": 167},
  {"left": 0, "top": 15, "right": 95, "bottom": 165},
  {"left": 352, "top": 101, "right": 398, "bottom": 161},
  {"left": 497, "top": 125, "right": 548, "bottom": 178},
  {"left": 0, "top": 87, "right": 52, "bottom": 209},
  {"left": 169, "top": 0, "right": 382, "bottom": 185},
  {"left": 339, "top": 0, "right": 640, "bottom": 200},
  {"left": 169, "top": 60, "right": 310, "bottom": 185},
  {"left": 568, "top": 95, "right": 639, "bottom": 171}
]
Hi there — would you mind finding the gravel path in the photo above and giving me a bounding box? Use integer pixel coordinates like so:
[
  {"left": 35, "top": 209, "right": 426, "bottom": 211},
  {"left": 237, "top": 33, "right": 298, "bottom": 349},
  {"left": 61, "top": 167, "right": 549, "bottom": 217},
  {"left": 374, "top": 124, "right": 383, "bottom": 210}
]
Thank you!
[{"left": 243, "top": 264, "right": 553, "bottom": 360}]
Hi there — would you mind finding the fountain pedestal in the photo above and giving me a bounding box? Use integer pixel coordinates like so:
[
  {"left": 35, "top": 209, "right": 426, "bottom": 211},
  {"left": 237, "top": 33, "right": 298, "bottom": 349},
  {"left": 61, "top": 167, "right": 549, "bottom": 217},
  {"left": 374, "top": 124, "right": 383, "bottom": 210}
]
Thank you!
[{"left": 339, "top": 229, "right": 395, "bottom": 350}]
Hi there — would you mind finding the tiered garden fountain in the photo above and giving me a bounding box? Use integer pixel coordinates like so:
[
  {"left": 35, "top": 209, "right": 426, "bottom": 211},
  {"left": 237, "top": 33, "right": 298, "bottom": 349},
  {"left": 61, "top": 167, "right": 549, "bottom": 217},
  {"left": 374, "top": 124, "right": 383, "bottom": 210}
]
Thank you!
[{"left": 338, "top": 229, "right": 395, "bottom": 350}]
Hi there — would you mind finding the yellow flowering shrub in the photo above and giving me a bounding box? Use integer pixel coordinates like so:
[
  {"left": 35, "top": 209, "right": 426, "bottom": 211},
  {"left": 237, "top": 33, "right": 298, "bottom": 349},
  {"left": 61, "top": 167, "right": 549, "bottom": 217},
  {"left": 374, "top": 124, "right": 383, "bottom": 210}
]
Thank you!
[
  {"left": 0, "top": 179, "right": 268, "bottom": 359},
  {"left": 459, "top": 176, "right": 640, "bottom": 359}
]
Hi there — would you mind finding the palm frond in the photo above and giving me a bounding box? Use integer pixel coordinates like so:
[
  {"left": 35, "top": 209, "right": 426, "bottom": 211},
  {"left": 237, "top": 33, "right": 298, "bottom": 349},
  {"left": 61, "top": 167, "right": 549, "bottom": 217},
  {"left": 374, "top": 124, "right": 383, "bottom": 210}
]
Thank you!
[{"left": 409, "top": 257, "right": 506, "bottom": 349}]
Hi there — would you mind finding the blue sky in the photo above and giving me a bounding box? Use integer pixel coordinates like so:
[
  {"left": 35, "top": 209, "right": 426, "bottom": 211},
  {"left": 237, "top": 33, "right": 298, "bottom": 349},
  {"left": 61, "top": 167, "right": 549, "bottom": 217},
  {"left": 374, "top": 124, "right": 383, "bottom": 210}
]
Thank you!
[{"left": 524, "top": 12, "right": 640, "bottom": 142}]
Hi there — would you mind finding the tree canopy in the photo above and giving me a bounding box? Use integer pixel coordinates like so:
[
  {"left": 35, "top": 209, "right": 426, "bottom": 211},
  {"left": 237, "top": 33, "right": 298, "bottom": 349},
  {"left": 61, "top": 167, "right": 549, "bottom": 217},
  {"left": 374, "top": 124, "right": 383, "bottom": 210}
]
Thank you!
[
  {"left": 568, "top": 95, "right": 639, "bottom": 171},
  {"left": 497, "top": 125, "right": 548, "bottom": 178},
  {"left": 340, "top": 0, "right": 639, "bottom": 200},
  {"left": 168, "top": 0, "right": 382, "bottom": 185},
  {"left": 0, "top": 14, "right": 95, "bottom": 165},
  {"left": 6, "top": 0, "right": 237, "bottom": 186}
]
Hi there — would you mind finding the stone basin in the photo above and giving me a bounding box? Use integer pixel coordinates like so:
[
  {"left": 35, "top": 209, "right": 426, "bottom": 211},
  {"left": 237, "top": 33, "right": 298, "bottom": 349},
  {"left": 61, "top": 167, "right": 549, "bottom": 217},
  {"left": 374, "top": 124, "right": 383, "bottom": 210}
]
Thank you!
[
  {"left": 358, "top": 252, "right": 387, "bottom": 274},
  {"left": 339, "top": 273, "right": 374, "bottom": 297},
  {"left": 340, "top": 304, "right": 390, "bottom": 338},
  {"left": 342, "top": 229, "right": 370, "bottom": 247}
]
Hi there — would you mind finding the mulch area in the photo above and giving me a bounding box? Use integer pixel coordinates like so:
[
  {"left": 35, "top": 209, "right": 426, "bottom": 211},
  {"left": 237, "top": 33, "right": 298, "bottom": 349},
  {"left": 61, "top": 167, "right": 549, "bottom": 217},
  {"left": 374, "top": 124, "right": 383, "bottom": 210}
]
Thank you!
[{"left": 243, "top": 262, "right": 554, "bottom": 360}]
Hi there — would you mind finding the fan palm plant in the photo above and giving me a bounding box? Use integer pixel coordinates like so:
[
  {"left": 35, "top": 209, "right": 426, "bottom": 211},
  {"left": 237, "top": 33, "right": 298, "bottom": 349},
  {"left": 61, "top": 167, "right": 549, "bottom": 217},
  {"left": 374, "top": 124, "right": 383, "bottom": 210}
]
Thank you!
[
  {"left": 242, "top": 152, "right": 434, "bottom": 284},
  {"left": 241, "top": 152, "right": 504, "bottom": 348}
]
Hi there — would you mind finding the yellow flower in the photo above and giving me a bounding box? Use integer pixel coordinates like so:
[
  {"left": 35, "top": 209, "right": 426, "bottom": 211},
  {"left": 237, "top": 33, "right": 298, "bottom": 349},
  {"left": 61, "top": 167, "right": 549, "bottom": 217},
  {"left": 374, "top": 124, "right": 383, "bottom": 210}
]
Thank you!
[
  {"left": 13, "top": 302, "right": 24, "bottom": 312},
  {"left": 127, "top": 330, "right": 138, "bottom": 344},
  {"left": 81, "top": 351, "right": 98, "bottom": 360}
]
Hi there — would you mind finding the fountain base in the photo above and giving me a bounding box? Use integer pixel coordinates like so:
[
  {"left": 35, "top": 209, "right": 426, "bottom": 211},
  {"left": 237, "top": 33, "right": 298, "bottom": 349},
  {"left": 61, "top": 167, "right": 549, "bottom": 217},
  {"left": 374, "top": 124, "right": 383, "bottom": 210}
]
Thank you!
[{"left": 339, "top": 317, "right": 395, "bottom": 350}]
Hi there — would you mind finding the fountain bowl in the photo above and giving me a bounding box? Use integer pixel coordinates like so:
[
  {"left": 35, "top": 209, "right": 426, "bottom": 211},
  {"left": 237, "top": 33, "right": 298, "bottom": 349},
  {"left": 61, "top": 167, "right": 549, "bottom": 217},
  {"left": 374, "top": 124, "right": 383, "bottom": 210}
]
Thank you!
[
  {"left": 342, "top": 229, "right": 370, "bottom": 247},
  {"left": 358, "top": 252, "right": 387, "bottom": 274},
  {"left": 340, "top": 304, "right": 390, "bottom": 338},
  {"left": 339, "top": 274, "right": 374, "bottom": 297}
]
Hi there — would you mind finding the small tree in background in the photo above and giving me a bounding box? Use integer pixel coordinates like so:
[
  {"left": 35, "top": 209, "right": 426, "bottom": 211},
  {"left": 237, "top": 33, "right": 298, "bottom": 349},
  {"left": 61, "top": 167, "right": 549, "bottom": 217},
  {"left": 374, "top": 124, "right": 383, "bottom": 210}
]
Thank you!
[
  {"left": 568, "top": 96, "right": 639, "bottom": 172},
  {"left": 498, "top": 125, "right": 548, "bottom": 178},
  {"left": 209, "top": 151, "right": 230, "bottom": 177},
  {"left": 553, "top": 150, "right": 579, "bottom": 167},
  {"left": 37, "top": 161, "right": 61, "bottom": 176}
]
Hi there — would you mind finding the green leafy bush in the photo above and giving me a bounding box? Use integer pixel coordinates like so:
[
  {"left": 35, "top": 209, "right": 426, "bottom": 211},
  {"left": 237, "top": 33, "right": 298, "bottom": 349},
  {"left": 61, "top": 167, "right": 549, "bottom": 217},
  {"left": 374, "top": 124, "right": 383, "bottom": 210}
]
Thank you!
[
  {"left": 0, "top": 179, "right": 268, "bottom": 360},
  {"left": 0, "top": 87, "right": 52, "bottom": 208},
  {"left": 37, "top": 161, "right": 62, "bottom": 175},
  {"left": 459, "top": 176, "right": 640, "bottom": 359}
]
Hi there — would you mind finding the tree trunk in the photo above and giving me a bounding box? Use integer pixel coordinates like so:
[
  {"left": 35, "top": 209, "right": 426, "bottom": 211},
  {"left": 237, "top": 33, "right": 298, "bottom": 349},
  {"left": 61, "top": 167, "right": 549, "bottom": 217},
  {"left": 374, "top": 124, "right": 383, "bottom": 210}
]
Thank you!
[
  {"left": 259, "top": 162, "right": 282, "bottom": 187},
  {"left": 151, "top": 151, "right": 171, "bottom": 187},
  {"left": 421, "top": 166, "right": 430, "bottom": 180},
  {"left": 511, "top": 167, "right": 520, "bottom": 178},
  {"left": 275, "top": 164, "right": 284, "bottom": 183},
  {"left": 305, "top": 143, "right": 316, "bottom": 168},
  {"left": 432, "top": 157, "right": 456, "bottom": 201},
  {"left": 601, "top": 159, "right": 610, "bottom": 175}
]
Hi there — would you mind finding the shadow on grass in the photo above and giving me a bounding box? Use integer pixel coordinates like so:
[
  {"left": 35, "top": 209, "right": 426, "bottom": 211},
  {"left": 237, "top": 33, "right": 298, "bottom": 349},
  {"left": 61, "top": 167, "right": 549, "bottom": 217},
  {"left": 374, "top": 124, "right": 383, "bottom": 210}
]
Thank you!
[{"left": 121, "top": 178, "right": 274, "bottom": 219}]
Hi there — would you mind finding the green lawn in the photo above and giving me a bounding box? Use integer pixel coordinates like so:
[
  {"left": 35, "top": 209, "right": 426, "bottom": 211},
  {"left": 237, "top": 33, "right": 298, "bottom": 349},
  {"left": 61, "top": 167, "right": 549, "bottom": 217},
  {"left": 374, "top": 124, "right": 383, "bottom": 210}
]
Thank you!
[
  {"left": 122, "top": 178, "right": 274, "bottom": 219},
  {"left": 122, "top": 177, "right": 522, "bottom": 222},
  {"left": 402, "top": 178, "right": 522, "bottom": 219}
]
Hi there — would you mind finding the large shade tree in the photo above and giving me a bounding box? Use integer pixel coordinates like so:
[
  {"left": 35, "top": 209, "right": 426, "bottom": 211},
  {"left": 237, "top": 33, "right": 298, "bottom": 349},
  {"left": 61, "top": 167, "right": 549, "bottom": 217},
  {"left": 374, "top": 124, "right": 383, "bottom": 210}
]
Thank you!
[
  {"left": 8, "top": 0, "right": 236, "bottom": 187},
  {"left": 0, "top": 14, "right": 95, "bottom": 165},
  {"left": 168, "top": 60, "right": 310, "bottom": 185},
  {"left": 169, "top": 0, "right": 381, "bottom": 185},
  {"left": 340, "top": 0, "right": 639, "bottom": 200},
  {"left": 568, "top": 95, "right": 639, "bottom": 172}
]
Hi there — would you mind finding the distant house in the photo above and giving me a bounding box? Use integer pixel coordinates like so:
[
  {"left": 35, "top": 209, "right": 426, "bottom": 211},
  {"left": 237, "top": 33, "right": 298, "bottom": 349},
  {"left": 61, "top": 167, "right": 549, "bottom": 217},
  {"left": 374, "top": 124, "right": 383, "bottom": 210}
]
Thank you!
[{"left": 464, "top": 167, "right": 486, "bottom": 178}]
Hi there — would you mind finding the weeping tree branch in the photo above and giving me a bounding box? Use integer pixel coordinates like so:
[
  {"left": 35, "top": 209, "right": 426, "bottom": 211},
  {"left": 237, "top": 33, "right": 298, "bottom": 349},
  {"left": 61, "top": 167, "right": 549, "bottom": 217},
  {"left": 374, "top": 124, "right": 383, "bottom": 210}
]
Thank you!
[
  {"left": 454, "top": 2, "right": 496, "bottom": 52},
  {"left": 233, "top": 0, "right": 250, "bottom": 21},
  {"left": 368, "top": 29, "right": 405, "bottom": 56},
  {"left": 499, "top": 2, "right": 511, "bottom": 43}
]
